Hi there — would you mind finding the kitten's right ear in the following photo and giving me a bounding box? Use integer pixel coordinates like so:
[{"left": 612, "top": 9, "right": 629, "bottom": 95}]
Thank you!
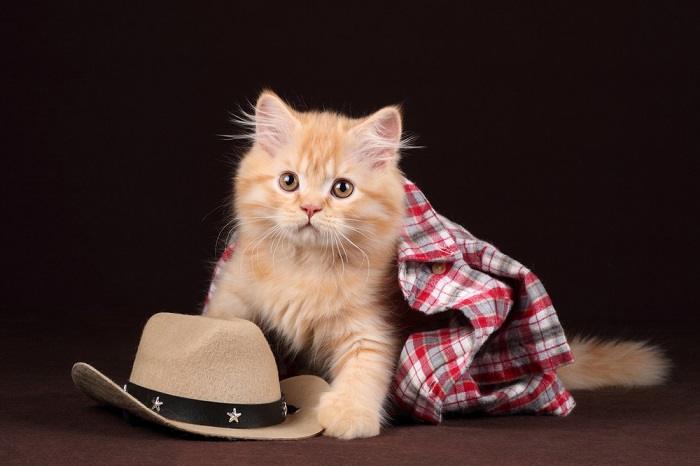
[
  {"left": 349, "top": 106, "right": 403, "bottom": 168},
  {"left": 254, "top": 91, "right": 300, "bottom": 156}
]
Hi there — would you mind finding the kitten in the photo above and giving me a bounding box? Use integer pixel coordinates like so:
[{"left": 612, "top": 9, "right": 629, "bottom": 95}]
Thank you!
[
  {"left": 205, "top": 91, "right": 407, "bottom": 439},
  {"left": 205, "top": 91, "right": 669, "bottom": 439}
]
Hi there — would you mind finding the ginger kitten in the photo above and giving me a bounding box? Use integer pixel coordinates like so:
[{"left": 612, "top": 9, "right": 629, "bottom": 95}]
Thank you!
[
  {"left": 205, "top": 91, "right": 407, "bottom": 439},
  {"left": 205, "top": 91, "right": 669, "bottom": 439}
]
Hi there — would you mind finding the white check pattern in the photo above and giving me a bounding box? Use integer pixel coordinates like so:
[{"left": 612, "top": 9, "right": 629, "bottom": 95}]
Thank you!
[{"left": 205, "top": 179, "right": 575, "bottom": 423}]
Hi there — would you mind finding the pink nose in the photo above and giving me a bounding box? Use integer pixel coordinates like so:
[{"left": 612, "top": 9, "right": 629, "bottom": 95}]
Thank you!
[{"left": 301, "top": 204, "right": 322, "bottom": 219}]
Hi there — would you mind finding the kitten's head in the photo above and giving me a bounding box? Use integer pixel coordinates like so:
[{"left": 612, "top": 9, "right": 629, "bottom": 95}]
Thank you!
[{"left": 232, "top": 91, "right": 408, "bottom": 257}]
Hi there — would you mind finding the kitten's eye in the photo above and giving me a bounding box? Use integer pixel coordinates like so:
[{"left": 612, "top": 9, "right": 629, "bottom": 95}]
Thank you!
[
  {"left": 279, "top": 172, "right": 299, "bottom": 191},
  {"left": 331, "top": 179, "right": 354, "bottom": 198}
]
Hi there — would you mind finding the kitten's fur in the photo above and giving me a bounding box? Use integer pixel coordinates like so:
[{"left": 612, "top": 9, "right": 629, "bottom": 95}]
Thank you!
[{"left": 205, "top": 91, "right": 669, "bottom": 439}]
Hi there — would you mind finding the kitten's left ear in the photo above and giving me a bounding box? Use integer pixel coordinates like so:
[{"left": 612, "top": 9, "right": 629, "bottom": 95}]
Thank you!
[
  {"left": 349, "top": 106, "right": 403, "bottom": 168},
  {"left": 254, "top": 91, "right": 300, "bottom": 156}
]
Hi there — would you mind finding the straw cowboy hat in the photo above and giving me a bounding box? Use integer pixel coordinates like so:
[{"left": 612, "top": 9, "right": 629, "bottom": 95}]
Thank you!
[{"left": 71, "top": 312, "right": 330, "bottom": 440}]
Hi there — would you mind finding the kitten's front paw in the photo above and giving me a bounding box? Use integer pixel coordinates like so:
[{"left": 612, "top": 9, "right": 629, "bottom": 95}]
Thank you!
[{"left": 317, "top": 390, "right": 381, "bottom": 440}]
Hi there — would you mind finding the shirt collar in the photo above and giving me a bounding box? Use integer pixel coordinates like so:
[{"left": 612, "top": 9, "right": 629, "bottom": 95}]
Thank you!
[{"left": 398, "top": 179, "right": 462, "bottom": 263}]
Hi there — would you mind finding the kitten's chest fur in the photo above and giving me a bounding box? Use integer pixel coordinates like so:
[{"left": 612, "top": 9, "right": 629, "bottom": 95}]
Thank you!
[{"left": 230, "top": 245, "right": 396, "bottom": 352}]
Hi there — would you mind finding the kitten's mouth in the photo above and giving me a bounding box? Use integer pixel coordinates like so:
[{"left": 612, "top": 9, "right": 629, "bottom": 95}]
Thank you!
[{"left": 299, "top": 223, "right": 317, "bottom": 231}]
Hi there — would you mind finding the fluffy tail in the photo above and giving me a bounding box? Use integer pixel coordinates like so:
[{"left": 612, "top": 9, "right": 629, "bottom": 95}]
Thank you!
[{"left": 558, "top": 336, "right": 671, "bottom": 390}]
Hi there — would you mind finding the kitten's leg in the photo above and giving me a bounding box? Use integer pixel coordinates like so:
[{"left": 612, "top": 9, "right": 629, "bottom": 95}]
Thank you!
[
  {"left": 317, "top": 325, "right": 397, "bottom": 439},
  {"left": 204, "top": 268, "right": 253, "bottom": 321}
]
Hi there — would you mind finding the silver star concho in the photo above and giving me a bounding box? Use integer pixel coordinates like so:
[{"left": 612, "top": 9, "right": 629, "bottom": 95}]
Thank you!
[
  {"left": 151, "top": 396, "right": 163, "bottom": 412},
  {"left": 227, "top": 408, "right": 242, "bottom": 423},
  {"left": 282, "top": 401, "right": 288, "bottom": 417}
]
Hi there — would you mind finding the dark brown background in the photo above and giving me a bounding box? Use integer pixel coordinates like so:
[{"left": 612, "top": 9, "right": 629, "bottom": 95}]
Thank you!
[{"left": 2, "top": 2, "right": 699, "bottom": 465}]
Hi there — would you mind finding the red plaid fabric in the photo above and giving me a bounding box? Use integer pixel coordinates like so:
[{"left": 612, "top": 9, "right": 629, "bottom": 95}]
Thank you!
[
  {"left": 392, "top": 180, "right": 574, "bottom": 422},
  {"left": 206, "top": 179, "right": 575, "bottom": 423}
]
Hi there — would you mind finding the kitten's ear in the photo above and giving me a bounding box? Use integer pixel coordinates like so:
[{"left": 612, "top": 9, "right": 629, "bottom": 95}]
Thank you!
[
  {"left": 350, "top": 106, "right": 403, "bottom": 167},
  {"left": 254, "top": 91, "right": 300, "bottom": 156}
]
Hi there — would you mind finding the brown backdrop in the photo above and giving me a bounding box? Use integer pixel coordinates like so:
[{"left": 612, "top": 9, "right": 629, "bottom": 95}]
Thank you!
[
  {"left": 1, "top": 2, "right": 698, "bottom": 464},
  {"left": 3, "top": 3, "right": 698, "bottom": 328}
]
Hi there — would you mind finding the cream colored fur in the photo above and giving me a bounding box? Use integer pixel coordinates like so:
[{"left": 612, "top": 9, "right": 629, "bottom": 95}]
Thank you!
[
  {"left": 558, "top": 336, "right": 670, "bottom": 389},
  {"left": 206, "top": 91, "right": 406, "bottom": 439},
  {"left": 206, "top": 91, "right": 669, "bottom": 439}
]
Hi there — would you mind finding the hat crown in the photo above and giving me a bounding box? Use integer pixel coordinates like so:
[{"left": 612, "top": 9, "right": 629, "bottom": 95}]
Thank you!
[{"left": 129, "top": 313, "right": 280, "bottom": 404}]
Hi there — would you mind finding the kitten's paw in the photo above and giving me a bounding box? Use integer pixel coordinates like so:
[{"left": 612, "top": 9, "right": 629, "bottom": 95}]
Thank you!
[{"left": 317, "top": 390, "right": 381, "bottom": 439}]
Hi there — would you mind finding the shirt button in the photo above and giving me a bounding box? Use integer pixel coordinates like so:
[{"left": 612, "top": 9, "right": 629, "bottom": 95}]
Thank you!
[{"left": 431, "top": 262, "right": 447, "bottom": 274}]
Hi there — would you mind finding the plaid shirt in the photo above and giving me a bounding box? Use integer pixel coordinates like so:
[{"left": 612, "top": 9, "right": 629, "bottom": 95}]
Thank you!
[{"left": 206, "top": 179, "right": 575, "bottom": 423}]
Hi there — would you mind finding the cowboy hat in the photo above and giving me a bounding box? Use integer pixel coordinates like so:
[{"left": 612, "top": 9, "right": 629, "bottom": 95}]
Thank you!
[{"left": 71, "top": 312, "right": 329, "bottom": 440}]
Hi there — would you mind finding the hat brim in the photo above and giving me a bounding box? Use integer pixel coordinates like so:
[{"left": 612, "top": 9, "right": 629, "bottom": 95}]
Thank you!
[{"left": 71, "top": 362, "right": 329, "bottom": 440}]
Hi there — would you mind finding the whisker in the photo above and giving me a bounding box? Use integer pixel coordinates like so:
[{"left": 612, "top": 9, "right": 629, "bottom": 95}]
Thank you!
[
  {"left": 342, "top": 224, "right": 373, "bottom": 240},
  {"left": 243, "top": 224, "right": 282, "bottom": 269},
  {"left": 215, "top": 218, "right": 237, "bottom": 254},
  {"left": 222, "top": 216, "right": 281, "bottom": 251},
  {"left": 333, "top": 231, "right": 346, "bottom": 275},
  {"left": 336, "top": 229, "right": 372, "bottom": 283},
  {"left": 271, "top": 228, "right": 288, "bottom": 266},
  {"left": 336, "top": 231, "right": 350, "bottom": 265}
]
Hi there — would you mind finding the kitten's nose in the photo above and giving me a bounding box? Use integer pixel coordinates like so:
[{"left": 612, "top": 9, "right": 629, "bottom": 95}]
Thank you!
[{"left": 301, "top": 204, "right": 322, "bottom": 219}]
